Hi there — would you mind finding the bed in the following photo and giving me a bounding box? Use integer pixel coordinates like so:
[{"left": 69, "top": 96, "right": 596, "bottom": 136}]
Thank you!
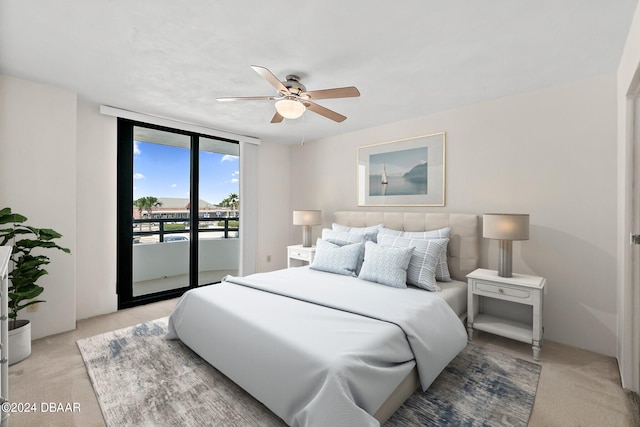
[{"left": 167, "top": 211, "right": 479, "bottom": 426}]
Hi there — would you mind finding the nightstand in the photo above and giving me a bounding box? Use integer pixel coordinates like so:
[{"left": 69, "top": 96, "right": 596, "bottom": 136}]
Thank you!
[
  {"left": 287, "top": 245, "right": 316, "bottom": 268},
  {"left": 466, "top": 268, "right": 546, "bottom": 360}
]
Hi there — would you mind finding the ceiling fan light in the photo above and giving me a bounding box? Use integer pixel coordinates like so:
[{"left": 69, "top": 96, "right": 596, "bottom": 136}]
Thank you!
[{"left": 275, "top": 98, "right": 306, "bottom": 119}]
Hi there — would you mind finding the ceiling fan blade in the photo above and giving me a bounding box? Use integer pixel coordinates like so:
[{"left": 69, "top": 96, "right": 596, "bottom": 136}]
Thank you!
[
  {"left": 251, "top": 65, "right": 290, "bottom": 94},
  {"left": 271, "top": 111, "right": 284, "bottom": 123},
  {"left": 216, "top": 96, "right": 278, "bottom": 102},
  {"left": 301, "top": 86, "right": 360, "bottom": 100},
  {"left": 304, "top": 100, "right": 347, "bottom": 123}
]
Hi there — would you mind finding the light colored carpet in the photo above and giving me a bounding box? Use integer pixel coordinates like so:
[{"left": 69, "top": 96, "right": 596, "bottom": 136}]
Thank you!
[
  {"left": 77, "top": 317, "right": 539, "bottom": 426},
  {"left": 628, "top": 390, "right": 640, "bottom": 426}
]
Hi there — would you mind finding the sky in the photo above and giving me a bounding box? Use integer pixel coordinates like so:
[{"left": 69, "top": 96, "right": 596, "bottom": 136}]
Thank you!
[
  {"left": 133, "top": 141, "right": 239, "bottom": 205},
  {"left": 369, "top": 146, "right": 428, "bottom": 176}
]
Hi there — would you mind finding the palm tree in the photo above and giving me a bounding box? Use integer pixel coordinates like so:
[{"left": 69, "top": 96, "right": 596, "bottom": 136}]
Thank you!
[
  {"left": 219, "top": 193, "right": 239, "bottom": 217},
  {"left": 134, "top": 196, "right": 163, "bottom": 230}
]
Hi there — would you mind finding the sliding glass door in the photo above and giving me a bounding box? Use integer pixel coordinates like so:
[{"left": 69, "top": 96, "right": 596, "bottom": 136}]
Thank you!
[
  {"left": 197, "top": 137, "right": 240, "bottom": 286},
  {"left": 117, "top": 119, "right": 240, "bottom": 309},
  {"left": 131, "top": 127, "right": 191, "bottom": 297}
]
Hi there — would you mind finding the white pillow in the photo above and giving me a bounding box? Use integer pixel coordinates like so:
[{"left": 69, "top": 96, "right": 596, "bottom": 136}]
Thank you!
[
  {"left": 310, "top": 238, "right": 362, "bottom": 277},
  {"left": 378, "top": 227, "right": 452, "bottom": 282},
  {"left": 378, "top": 234, "right": 448, "bottom": 291},
  {"left": 358, "top": 241, "right": 414, "bottom": 288}
]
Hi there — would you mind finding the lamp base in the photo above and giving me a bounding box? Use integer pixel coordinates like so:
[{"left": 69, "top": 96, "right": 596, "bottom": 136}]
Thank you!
[
  {"left": 302, "top": 225, "right": 312, "bottom": 247},
  {"left": 497, "top": 240, "right": 513, "bottom": 277}
]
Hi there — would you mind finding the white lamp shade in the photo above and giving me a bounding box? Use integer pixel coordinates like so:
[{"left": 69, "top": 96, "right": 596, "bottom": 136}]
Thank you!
[
  {"left": 275, "top": 98, "right": 306, "bottom": 119},
  {"left": 483, "top": 214, "right": 529, "bottom": 241},
  {"left": 293, "top": 210, "right": 321, "bottom": 225}
]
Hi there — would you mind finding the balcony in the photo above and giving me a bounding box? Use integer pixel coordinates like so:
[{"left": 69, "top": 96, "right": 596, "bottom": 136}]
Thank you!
[{"left": 132, "top": 218, "right": 239, "bottom": 296}]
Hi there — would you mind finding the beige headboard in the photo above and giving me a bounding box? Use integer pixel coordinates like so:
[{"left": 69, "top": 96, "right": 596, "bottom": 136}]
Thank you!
[{"left": 334, "top": 211, "right": 480, "bottom": 282}]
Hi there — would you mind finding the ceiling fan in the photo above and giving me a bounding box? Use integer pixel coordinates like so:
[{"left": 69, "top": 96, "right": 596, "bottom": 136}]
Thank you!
[{"left": 217, "top": 65, "right": 360, "bottom": 123}]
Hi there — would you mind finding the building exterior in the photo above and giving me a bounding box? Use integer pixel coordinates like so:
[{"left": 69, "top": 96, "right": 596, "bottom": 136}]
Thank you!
[{"left": 132, "top": 197, "right": 238, "bottom": 220}]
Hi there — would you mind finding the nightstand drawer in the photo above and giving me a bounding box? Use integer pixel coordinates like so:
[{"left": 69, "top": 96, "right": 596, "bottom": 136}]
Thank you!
[
  {"left": 287, "top": 245, "right": 317, "bottom": 268},
  {"left": 289, "top": 250, "right": 311, "bottom": 261},
  {"left": 474, "top": 280, "right": 532, "bottom": 301}
]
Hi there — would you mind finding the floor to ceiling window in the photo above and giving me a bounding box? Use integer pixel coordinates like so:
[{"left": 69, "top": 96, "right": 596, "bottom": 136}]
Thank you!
[{"left": 117, "top": 119, "right": 240, "bottom": 309}]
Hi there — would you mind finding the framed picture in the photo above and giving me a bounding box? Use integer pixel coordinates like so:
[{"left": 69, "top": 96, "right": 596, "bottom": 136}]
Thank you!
[{"left": 357, "top": 132, "right": 445, "bottom": 206}]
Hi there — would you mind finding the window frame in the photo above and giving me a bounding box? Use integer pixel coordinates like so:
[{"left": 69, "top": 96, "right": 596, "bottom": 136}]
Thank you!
[{"left": 116, "top": 118, "right": 239, "bottom": 309}]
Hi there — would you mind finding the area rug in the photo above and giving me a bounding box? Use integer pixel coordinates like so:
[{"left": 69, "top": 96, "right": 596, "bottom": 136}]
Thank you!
[{"left": 77, "top": 317, "right": 540, "bottom": 427}]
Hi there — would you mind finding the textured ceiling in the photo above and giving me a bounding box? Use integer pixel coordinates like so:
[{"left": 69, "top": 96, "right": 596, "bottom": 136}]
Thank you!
[{"left": 0, "top": 1, "right": 637, "bottom": 144}]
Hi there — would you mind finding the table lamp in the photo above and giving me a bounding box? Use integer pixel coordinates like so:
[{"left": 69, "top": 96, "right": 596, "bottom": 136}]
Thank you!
[
  {"left": 483, "top": 213, "right": 529, "bottom": 277},
  {"left": 293, "top": 210, "right": 321, "bottom": 247}
]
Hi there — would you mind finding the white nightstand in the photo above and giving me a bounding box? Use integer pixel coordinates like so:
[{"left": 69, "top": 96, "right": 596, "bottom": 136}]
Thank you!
[
  {"left": 287, "top": 245, "right": 316, "bottom": 268},
  {"left": 466, "top": 268, "right": 546, "bottom": 360}
]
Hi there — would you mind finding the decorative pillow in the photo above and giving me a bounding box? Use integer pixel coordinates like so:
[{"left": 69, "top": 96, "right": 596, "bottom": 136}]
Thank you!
[
  {"left": 332, "top": 223, "right": 384, "bottom": 242},
  {"left": 310, "top": 238, "right": 362, "bottom": 277},
  {"left": 321, "top": 228, "right": 376, "bottom": 274},
  {"left": 324, "top": 227, "right": 378, "bottom": 244},
  {"left": 378, "top": 234, "right": 448, "bottom": 291},
  {"left": 378, "top": 227, "right": 452, "bottom": 282},
  {"left": 358, "top": 241, "right": 414, "bottom": 288}
]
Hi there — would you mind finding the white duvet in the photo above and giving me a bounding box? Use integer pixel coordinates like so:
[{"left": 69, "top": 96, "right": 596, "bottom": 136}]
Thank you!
[{"left": 167, "top": 267, "right": 466, "bottom": 427}]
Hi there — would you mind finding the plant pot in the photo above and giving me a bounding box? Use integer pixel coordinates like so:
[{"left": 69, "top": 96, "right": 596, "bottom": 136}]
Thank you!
[{"left": 9, "top": 319, "right": 31, "bottom": 365}]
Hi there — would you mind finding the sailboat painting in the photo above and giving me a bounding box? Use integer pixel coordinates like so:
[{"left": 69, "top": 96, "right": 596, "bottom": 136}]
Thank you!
[
  {"left": 369, "top": 147, "right": 428, "bottom": 196},
  {"left": 357, "top": 132, "right": 445, "bottom": 206}
]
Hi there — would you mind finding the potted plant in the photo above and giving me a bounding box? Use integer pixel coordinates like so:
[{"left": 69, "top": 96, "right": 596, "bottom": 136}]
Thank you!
[{"left": 0, "top": 207, "right": 70, "bottom": 364}]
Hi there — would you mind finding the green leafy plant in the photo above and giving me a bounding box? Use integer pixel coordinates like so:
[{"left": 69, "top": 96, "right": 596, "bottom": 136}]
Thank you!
[
  {"left": 219, "top": 193, "right": 239, "bottom": 213},
  {"left": 0, "top": 208, "right": 70, "bottom": 328},
  {"left": 134, "top": 196, "right": 163, "bottom": 231},
  {"left": 164, "top": 223, "right": 185, "bottom": 231}
]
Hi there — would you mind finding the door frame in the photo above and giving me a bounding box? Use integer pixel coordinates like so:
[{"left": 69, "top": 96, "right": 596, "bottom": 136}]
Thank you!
[
  {"left": 619, "top": 67, "right": 640, "bottom": 392},
  {"left": 116, "top": 118, "right": 239, "bottom": 309}
]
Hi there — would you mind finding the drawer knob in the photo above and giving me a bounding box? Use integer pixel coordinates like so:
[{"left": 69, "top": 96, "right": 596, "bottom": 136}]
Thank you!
[{"left": 498, "top": 288, "right": 504, "bottom": 294}]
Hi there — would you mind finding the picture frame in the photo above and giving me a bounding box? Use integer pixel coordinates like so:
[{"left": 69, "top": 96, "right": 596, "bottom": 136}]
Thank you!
[{"left": 357, "top": 132, "right": 445, "bottom": 206}]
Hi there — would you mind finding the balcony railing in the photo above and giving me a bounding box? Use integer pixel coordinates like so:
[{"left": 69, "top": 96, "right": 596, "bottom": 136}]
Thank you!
[{"left": 133, "top": 217, "right": 239, "bottom": 243}]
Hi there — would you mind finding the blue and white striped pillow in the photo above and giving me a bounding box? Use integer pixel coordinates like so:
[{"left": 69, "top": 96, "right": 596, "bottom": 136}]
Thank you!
[
  {"left": 378, "top": 234, "right": 448, "bottom": 291},
  {"left": 378, "top": 227, "right": 452, "bottom": 282}
]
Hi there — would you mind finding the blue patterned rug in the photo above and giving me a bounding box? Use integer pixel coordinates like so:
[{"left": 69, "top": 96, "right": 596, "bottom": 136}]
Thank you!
[
  {"left": 78, "top": 318, "right": 540, "bottom": 426},
  {"left": 386, "top": 343, "right": 540, "bottom": 426}
]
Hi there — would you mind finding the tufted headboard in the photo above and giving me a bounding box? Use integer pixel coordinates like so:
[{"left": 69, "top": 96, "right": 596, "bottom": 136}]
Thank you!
[{"left": 333, "top": 211, "right": 480, "bottom": 282}]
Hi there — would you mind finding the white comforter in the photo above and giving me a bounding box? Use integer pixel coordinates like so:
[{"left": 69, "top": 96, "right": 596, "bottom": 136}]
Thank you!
[{"left": 167, "top": 267, "right": 466, "bottom": 427}]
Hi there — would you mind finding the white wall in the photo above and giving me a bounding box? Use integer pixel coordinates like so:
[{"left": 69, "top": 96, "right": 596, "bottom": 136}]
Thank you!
[
  {"left": 290, "top": 74, "right": 618, "bottom": 357},
  {"left": 0, "top": 75, "right": 77, "bottom": 339},
  {"left": 133, "top": 239, "right": 239, "bottom": 282},
  {"left": 256, "top": 140, "right": 291, "bottom": 272},
  {"left": 76, "top": 101, "right": 118, "bottom": 319}
]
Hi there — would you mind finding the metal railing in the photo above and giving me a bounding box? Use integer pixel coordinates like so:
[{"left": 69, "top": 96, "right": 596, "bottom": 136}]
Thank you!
[{"left": 133, "top": 217, "right": 239, "bottom": 243}]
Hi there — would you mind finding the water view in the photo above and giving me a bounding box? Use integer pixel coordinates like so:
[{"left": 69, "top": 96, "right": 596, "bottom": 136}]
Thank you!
[
  {"left": 369, "top": 173, "right": 428, "bottom": 196},
  {"left": 369, "top": 146, "right": 428, "bottom": 196}
]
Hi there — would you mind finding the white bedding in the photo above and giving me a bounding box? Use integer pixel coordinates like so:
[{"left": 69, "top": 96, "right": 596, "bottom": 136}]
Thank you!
[{"left": 167, "top": 267, "right": 467, "bottom": 427}]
